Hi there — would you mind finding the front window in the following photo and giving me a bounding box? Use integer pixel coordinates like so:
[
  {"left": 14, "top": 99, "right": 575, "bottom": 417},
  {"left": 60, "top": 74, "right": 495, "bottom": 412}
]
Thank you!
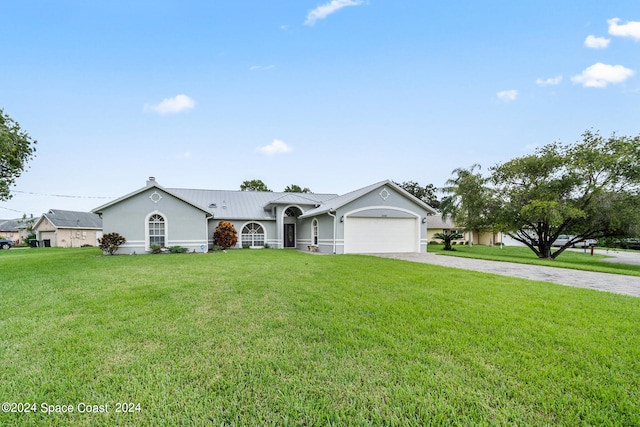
[
  {"left": 149, "top": 214, "right": 165, "bottom": 247},
  {"left": 242, "top": 223, "right": 265, "bottom": 247}
]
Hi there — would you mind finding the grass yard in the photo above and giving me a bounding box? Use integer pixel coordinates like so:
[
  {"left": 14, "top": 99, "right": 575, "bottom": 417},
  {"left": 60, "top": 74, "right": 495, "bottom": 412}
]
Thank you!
[
  {"left": 428, "top": 243, "right": 640, "bottom": 276},
  {"left": 1, "top": 248, "right": 639, "bottom": 426}
]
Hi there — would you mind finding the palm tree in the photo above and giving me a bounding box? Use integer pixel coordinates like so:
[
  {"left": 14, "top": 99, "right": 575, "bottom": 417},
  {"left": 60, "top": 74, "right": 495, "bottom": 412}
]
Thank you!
[
  {"left": 440, "top": 164, "right": 492, "bottom": 247},
  {"left": 433, "top": 231, "right": 464, "bottom": 251}
]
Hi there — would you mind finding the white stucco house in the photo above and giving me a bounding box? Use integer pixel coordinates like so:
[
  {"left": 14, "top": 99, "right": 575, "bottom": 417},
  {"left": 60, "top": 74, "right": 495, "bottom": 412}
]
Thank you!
[{"left": 92, "top": 178, "right": 437, "bottom": 255}]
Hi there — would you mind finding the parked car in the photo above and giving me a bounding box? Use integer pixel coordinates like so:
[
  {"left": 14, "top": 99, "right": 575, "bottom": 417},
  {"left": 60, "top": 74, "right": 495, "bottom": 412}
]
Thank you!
[
  {"left": 0, "top": 239, "right": 15, "bottom": 249},
  {"left": 552, "top": 235, "right": 597, "bottom": 248},
  {"left": 614, "top": 238, "right": 640, "bottom": 250}
]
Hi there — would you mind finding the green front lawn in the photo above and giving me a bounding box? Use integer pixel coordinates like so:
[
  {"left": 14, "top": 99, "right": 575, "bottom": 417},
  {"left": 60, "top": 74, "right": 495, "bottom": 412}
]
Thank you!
[
  {"left": 428, "top": 243, "right": 640, "bottom": 276},
  {"left": 1, "top": 248, "right": 639, "bottom": 425}
]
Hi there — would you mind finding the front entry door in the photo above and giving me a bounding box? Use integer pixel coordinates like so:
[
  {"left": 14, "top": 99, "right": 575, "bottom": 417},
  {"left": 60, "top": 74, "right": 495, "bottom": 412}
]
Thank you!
[{"left": 284, "top": 224, "right": 296, "bottom": 248}]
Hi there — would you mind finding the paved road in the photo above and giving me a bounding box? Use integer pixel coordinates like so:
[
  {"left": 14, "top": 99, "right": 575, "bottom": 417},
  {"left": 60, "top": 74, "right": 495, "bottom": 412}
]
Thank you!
[{"left": 372, "top": 251, "right": 640, "bottom": 297}]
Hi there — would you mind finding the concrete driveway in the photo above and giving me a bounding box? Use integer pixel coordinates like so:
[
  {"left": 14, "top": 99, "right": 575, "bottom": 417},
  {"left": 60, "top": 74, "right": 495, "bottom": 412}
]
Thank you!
[{"left": 371, "top": 251, "right": 640, "bottom": 297}]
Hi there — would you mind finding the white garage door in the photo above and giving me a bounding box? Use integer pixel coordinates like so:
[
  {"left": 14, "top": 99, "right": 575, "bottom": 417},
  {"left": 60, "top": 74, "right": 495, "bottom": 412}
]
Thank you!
[{"left": 344, "top": 217, "right": 419, "bottom": 254}]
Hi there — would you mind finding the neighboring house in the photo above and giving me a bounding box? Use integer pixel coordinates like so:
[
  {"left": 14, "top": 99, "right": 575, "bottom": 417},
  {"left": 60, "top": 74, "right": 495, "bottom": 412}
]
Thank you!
[
  {"left": 0, "top": 219, "right": 23, "bottom": 243},
  {"left": 427, "top": 214, "right": 503, "bottom": 246},
  {"left": 92, "top": 177, "right": 437, "bottom": 255},
  {"left": 426, "top": 214, "right": 468, "bottom": 244},
  {"left": 33, "top": 209, "right": 103, "bottom": 247}
]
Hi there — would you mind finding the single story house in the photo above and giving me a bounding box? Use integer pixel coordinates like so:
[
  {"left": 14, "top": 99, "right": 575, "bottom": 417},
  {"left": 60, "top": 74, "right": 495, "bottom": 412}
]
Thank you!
[
  {"left": 426, "top": 214, "right": 467, "bottom": 244},
  {"left": 33, "top": 209, "right": 103, "bottom": 247},
  {"left": 427, "top": 213, "right": 503, "bottom": 246},
  {"left": 0, "top": 218, "right": 26, "bottom": 243},
  {"left": 92, "top": 178, "right": 438, "bottom": 255}
]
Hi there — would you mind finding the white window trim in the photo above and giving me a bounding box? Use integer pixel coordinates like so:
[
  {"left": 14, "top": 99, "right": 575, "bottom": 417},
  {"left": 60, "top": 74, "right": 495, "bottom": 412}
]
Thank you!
[
  {"left": 144, "top": 211, "right": 168, "bottom": 251},
  {"left": 240, "top": 221, "right": 267, "bottom": 248}
]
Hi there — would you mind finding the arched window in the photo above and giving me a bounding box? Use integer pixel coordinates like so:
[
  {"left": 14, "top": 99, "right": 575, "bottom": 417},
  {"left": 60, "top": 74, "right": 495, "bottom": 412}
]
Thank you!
[
  {"left": 312, "top": 218, "right": 319, "bottom": 245},
  {"left": 149, "top": 214, "right": 165, "bottom": 247},
  {"left": 242, "top": 223, "right": 265, "bottom": 247}
]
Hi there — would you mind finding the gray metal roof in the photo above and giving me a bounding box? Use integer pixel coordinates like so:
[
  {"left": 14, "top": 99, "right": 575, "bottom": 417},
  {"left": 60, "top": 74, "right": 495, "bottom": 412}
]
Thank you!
[
  {"left": 92, "top": 178, "right": 436, "bottom": 221},
  {"left": 38, "top": 209, "right": 103, "bottom": 229},
  {"left": 168, "top": 188, "right": 338, "bottom": 220}
]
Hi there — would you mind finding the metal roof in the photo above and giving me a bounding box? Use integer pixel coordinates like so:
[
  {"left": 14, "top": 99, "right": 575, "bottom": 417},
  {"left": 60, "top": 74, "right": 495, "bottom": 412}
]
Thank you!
[
  {"left": 168, "top": 188, "right": 338, "bottom": 220},
  {"left": 92, "top": 178, "right": 436, "bottom": 221}
]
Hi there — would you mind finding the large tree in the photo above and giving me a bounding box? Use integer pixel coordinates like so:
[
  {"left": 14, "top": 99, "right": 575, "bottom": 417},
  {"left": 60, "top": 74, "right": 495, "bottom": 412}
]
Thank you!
[
  {"left": 395, "top": 181, "right": 440, "bottom": 209},
  {"left": 0, "top": 109, "right": 37, "bottom": 200},
  {"left": 240, "top": 179, "right": 271, "bottom": 192},
  {"left": 440, "top": 164, "right": 494, "bottom": 247},
  {"left": 491, "top": 130, "right": 640, "bottom": 259}
]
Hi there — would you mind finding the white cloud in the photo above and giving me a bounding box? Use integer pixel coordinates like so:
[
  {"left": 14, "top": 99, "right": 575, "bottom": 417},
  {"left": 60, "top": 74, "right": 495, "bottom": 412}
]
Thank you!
[
  {"left": 608, "top": 18, "right": 640, "bottom": 41},
  {"left": 249, "top": 64, "right": 275, "bottom": 71},
  {"left": 145, "top": 94, "right": 195, "bottom": 114},
  {"left": 571, "top": 63, "right": 635, "bottom": 88},
  {"left": 258, "top": 139, "right": 292, "bottom": 155},
  {"left": 496, "top": 90, "right": 519, "bottom": 102},
  {"left": 305, "top": 0, "right": 363, "bottom": 26},
  {"left": 536, "top": 75, "right": 563, "bottom": 87},
  {"left": 584, "top": 35, "right": 610, "bottom": 49}
]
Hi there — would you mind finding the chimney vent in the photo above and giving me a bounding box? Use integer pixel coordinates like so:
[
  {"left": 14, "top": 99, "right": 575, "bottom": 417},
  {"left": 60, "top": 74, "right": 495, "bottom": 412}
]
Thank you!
[{"left": 147, "top": 177, "right": 156, "bottom": 187}]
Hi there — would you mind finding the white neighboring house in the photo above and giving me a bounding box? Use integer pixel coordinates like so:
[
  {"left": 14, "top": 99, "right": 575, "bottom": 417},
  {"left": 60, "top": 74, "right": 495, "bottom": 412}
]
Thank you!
[{"left": 92, "top": 178, "right": 438, "bottom": 255}]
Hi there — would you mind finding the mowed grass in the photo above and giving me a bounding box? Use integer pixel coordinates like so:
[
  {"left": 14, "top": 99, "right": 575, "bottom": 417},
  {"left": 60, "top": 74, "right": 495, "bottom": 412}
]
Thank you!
[
  {"left": 1, "top": 248, "right": 639, "bottom": 426},
  {"left": 429, "top": 243, "right": 640, "bottom": 276}
]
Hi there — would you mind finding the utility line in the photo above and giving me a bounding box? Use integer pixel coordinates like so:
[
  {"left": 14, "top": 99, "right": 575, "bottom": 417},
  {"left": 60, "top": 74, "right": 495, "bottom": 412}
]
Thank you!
[{"left": 12, "top": 190, "right": 114, "bottom": 199}]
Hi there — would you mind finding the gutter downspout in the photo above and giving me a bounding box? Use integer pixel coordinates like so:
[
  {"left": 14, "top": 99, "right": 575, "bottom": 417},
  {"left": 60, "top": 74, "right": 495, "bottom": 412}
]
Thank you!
[{"left": 327, "top": 210, "right": 337, "bottom": 254}]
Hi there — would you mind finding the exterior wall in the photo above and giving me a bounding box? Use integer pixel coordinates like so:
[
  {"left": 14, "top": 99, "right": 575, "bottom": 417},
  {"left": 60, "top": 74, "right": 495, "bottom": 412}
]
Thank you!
[
  {"left": 100, "top": 187, "right": 209, "bottom": 254},
  {"left": 333, "top": 185, "right": 432, "bottom": 254},
  {"left": 37, "top": 228, "right": 101, "bottom": 247},
  {"left": 296, "top": 214, "right": 335, "bottom": 253},
  {"left": 208, "top": 218, "right": 277, "bottom": 249}
]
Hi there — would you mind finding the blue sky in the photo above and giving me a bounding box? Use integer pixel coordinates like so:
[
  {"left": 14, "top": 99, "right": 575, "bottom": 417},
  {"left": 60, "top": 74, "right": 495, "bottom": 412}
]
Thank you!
[{"left": 1, "top": 0, "right": 639, "bottom": 217}]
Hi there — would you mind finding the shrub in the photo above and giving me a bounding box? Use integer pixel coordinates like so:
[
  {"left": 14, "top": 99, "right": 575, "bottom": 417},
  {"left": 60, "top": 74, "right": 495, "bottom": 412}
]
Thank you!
[
  {"left": 213, "top": 221, "right": 238, "bottom": 249},
  {"left": 150, "top": 243, "right": 163, "bottom": 254},
  {"left": 169, "top": 246, "right": 189, "bottom": 254},
  {"left": 98, "top": 232, "right": 126, "bottom": 255}
]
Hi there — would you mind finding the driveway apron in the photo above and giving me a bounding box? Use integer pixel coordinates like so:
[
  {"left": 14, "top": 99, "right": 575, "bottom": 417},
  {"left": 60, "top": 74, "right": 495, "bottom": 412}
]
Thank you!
[{"left": 371, "top": 252, "right": 640, "bottom": 297}]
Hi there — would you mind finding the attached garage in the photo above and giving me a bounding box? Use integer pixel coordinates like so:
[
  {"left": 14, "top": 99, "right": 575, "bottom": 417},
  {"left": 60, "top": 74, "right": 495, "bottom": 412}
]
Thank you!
[{"left": 344, "top": 216, "right": 419, "bottom": 254}]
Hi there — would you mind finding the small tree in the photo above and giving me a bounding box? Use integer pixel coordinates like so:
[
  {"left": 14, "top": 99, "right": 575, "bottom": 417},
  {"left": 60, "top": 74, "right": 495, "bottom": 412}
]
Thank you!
[
  {"left": 214, "top": 221, "right": 238, "bottom": 249},
  {"left": 433, "top": 231, "right": 464, "bottom": 251},
  {"left": 98, "top": 232, "right": 126, "bottom": 255}
]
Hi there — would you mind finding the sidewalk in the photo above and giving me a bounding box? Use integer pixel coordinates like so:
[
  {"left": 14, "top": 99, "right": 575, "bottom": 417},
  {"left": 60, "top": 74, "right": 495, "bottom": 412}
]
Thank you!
[{"left": 372, "top": 252, "right": 640, "bottom": 297}]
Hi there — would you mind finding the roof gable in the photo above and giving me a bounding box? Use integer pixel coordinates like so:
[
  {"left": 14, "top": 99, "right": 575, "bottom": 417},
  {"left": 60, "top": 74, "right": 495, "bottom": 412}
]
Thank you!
[
  {"left": 300, "top": 180, "right": 437, "bottom": 218},
  {"left": 36, "top": 209, "right": 102, "bottom": 229}
]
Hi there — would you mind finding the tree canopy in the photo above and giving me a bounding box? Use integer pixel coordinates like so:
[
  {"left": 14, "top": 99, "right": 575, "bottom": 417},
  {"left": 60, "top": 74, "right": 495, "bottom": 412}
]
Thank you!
[
  {"left": 440, "top": 164, "right": 494, "bottom": 246},
  {"left": 395, "top": 181, "right": 440, "bottom": 209},
  {"left": 491, "top": 130, "right": 640, "bottom": 259},
  {"left": 284, "top": 184, "right": 311, "bottom": 193},
  {"left": 0, "top": 109, "right": 37, "bottom": 201},
  {"left": 240, "top": 179, "right": 271, "bottom": 192}
]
